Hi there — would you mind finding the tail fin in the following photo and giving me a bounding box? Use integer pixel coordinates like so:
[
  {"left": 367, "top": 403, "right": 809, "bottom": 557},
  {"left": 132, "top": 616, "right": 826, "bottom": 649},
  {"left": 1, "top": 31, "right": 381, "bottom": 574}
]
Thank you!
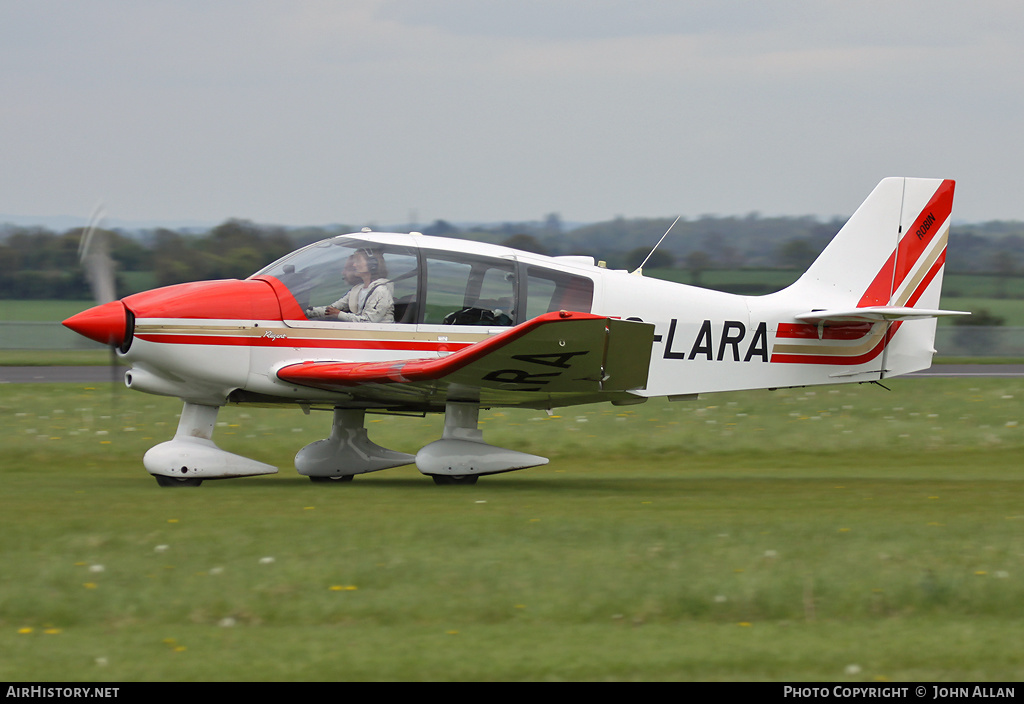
[
  {"left": 778, "top": 177, "right": 965, "bottom": 376},
  {"left": 792, "top": 177, "right": 954, "bottom": 306}
]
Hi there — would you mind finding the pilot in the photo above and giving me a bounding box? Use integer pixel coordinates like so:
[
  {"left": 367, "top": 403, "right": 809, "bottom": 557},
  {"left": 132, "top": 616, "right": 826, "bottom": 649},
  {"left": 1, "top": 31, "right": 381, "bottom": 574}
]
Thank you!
[{"left": 307, "top": 249, "right": 394, "bottom": 323}]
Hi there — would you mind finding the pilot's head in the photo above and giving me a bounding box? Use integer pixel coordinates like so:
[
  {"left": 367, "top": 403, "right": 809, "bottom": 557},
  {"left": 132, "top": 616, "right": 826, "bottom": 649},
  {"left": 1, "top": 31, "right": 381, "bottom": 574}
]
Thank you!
[
  {"left": 343, "top": 251, "right": 369, "bottom": 285},
  {"left": 343, "top": 249, "right": 385, "bottom": 286}
]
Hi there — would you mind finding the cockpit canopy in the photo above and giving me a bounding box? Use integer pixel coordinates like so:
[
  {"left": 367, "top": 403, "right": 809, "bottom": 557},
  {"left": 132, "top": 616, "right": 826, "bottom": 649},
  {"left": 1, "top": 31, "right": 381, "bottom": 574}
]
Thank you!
[{"left": 253, "top": 234, "right": 595, "bottom": 327}]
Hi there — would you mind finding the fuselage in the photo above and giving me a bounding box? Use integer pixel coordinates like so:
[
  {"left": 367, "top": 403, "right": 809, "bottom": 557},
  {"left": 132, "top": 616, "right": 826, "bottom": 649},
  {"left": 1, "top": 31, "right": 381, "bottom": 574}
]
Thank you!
[{"left": 63, "top": 227, "right": 944, "bottom": 410}]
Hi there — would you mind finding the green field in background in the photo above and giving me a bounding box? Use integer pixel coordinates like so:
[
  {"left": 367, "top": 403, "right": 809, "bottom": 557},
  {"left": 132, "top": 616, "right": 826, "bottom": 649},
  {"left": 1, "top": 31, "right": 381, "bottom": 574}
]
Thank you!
[{"left": 4, "top": 270, "right": 1022, "bottom": 325}]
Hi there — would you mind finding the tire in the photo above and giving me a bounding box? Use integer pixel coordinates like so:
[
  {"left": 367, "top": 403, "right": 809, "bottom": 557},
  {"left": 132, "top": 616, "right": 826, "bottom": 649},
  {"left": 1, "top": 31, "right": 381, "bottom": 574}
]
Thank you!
[
  {"left": 154, "top": 475, "right": 203, "bottom": 488},
  {"left": 431, "top": 474, "right": 479, "bottom": 485},
  {"left": 309, "top": 475, "right": 354, "bottom": 483}
]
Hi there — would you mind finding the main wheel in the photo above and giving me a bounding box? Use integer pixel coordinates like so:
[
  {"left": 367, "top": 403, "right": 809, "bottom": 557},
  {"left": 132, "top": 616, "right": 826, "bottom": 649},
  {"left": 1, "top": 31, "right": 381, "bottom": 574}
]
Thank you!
[
  {"left": 309, "top": 475, "right": 354, "bottom": 483},
  {"left": 154, "top": 475, "right": 203, "bottom": 488},
  {"left": 431, "top": 474, "right": 479, "bottom": 485}
]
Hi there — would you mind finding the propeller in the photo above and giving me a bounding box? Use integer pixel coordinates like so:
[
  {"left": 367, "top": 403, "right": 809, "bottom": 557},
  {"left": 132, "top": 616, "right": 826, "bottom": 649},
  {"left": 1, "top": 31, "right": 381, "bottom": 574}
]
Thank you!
[
  {"left": 75, "top": 205, "right": 124, "bottom": 391},
  {"left": 78, "top": 205, "right": 116, "bottom": 305}
]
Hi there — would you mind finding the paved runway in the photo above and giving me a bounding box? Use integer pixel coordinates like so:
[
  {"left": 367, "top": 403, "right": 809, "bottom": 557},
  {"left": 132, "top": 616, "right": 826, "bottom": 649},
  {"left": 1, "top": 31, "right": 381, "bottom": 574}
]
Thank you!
[
  {"left": 907, "top": 365, "right": 1024, "bottom": 378},
  {"left": 0, "top": 366, "right": 127, "bottom": 384},
  {"left": 2, "top": 364, "right": 1023, "bottom": 384}
]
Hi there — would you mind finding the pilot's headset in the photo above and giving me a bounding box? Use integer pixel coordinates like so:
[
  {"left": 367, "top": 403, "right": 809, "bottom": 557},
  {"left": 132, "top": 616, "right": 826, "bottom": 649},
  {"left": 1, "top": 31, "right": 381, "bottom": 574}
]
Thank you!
[{"left": 358, "top": 248, "right": 385, "bottom": 279}]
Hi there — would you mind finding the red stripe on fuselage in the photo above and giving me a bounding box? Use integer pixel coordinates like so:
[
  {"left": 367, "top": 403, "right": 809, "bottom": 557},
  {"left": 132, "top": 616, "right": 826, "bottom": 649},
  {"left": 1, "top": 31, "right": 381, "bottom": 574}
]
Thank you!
[
  {"left": 776, "top": 322, "right": 874, "bottom": 340},
  {"left": 769, "top": 328, "right": 895, "bottom": 366},
  {"left": 132, "top": 332, "right": 474, "bottom": 353},
  {"left": 771, "top": 248, "right": 947, "bottom": 365}
]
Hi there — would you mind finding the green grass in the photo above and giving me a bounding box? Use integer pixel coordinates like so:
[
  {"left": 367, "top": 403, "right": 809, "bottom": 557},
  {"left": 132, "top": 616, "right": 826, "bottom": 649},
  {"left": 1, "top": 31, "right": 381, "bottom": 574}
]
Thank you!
[
  {"left": 0, "top": 350, "right": 114, "bottom": 366},
  {"left": 645, "top": 267, "right": 800, "bottom": 293},
  {"left": 646, "top": 269, "right": 1024, "bottom": 300},
  {"left": 0, "top": 300, "right": 95, "bottom": 322},
  {"left": 934, "top": 297, "right": 1024, "bottom": 326},
  {"left": 2, "top": 379, "right": 1023, "bottom": 680},
  {"left": 940, "top": 273, "right": 1024, "bottom": 300}
]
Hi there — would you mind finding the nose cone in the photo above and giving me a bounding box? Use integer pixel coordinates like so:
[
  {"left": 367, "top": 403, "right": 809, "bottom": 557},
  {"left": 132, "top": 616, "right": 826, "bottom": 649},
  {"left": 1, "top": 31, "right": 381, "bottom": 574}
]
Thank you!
[{"left": 63, "top": 301, "right": 129, "bottom": 347}]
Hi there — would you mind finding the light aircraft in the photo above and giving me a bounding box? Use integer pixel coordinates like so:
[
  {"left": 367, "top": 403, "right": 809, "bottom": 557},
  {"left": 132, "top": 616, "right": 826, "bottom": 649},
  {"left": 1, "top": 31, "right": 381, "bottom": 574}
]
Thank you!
[{"left": 63, "top": 177, "right": 965, "bottom": 487}]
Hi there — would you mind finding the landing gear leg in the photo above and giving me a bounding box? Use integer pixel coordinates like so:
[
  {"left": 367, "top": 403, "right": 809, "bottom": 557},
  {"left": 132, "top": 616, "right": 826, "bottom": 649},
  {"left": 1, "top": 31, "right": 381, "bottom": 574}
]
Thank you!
[
  {"left": 416, "top": 401, "right": 548, "bottom": 483},
  {"left": 295, "top": 408, "right": 415, "bottom": 482}
]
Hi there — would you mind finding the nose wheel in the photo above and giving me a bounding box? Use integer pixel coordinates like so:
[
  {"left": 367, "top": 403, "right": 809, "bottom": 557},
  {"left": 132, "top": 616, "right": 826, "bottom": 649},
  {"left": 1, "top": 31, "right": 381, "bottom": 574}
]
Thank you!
[{"left": 146, "top": 402, "right": 278, "bottom": 487}]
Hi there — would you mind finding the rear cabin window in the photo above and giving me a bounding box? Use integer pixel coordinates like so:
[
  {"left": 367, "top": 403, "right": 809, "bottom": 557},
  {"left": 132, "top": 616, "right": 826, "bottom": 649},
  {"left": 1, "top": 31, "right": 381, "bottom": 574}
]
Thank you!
[
  {"left": 423, "top": 254, "right": 516, "bottom": 326},
  {"left": 524, "top": 266, "right": 594, "bottom": 319}
]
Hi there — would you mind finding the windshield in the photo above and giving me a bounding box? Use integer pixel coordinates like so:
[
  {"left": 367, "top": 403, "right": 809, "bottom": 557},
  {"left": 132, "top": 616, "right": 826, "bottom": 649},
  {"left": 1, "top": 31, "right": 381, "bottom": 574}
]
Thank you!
[{"left": 254, "top": 236, "right": 420, "bottom": 322}]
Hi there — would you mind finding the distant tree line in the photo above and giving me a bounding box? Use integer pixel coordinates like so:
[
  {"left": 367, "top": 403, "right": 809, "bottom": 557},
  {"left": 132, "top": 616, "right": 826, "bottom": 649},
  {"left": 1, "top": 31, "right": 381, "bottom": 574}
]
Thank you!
[{"left": 2, "top": 212, "right": 1023, "bottom": 300}]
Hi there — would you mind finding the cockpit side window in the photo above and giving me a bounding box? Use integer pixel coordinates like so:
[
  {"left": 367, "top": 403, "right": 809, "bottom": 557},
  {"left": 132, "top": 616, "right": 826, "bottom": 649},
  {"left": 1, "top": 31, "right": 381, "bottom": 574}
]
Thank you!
[
  {"left": 525, "top": 266, "right": 594, "bottom": 318},
  {"left": 423, "top": 253, "right": 516, "bottom": 326}
]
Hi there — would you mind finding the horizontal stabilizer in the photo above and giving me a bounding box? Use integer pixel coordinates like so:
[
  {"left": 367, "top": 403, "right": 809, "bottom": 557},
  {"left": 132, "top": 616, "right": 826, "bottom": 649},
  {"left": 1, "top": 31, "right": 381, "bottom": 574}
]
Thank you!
[{"left": 795, "top": 307, "right": 970, "bottom": 324}]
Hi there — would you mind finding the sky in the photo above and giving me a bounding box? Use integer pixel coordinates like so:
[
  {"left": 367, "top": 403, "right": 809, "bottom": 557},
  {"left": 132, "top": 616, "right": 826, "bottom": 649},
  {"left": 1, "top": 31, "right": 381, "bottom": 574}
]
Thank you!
[{"left": 2, "top": 0, "right": 1023, "bottom": 229}]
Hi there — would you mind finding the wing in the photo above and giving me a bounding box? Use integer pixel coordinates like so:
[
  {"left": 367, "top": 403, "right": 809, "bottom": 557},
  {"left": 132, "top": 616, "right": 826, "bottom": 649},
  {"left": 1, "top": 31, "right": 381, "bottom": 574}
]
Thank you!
[{"left": 276, "top": 311, "right": 655, "bottom": 409}]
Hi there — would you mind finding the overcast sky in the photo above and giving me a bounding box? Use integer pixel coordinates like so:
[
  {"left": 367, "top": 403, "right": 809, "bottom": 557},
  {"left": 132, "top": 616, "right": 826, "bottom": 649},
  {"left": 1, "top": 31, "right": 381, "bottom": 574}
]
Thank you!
[{"left": 2, "top": 1, "right": 1023, "bottom": 229}]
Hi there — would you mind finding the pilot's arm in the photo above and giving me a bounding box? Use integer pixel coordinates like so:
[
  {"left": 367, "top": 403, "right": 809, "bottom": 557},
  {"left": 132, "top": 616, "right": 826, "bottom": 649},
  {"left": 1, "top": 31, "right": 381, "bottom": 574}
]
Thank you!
[{"left": 307, "top": 282, "right": 395, "bottom": 323}]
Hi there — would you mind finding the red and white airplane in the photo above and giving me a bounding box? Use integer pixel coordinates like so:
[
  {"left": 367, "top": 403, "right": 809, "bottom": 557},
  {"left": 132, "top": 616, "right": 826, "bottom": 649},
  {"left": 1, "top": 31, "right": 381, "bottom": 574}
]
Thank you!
[{"left": 64, "top": 177, "right": 964, "bottom": 486}]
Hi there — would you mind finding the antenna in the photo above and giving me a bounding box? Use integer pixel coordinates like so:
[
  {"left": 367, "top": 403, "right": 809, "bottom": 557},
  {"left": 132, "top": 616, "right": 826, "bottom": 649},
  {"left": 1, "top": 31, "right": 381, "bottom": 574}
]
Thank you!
[{"left": 631, "top": 215, "right": 681, "bottom": 276}]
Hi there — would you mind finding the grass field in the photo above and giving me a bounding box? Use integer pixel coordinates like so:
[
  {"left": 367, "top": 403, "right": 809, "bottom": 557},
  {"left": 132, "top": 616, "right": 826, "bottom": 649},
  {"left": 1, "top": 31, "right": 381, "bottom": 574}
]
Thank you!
[
  {"left": 0, "top": 300, "right": 95, "bottom": 322},
  {"left": 2, "top": 378, "right": 1023, "bottom": 681}
]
